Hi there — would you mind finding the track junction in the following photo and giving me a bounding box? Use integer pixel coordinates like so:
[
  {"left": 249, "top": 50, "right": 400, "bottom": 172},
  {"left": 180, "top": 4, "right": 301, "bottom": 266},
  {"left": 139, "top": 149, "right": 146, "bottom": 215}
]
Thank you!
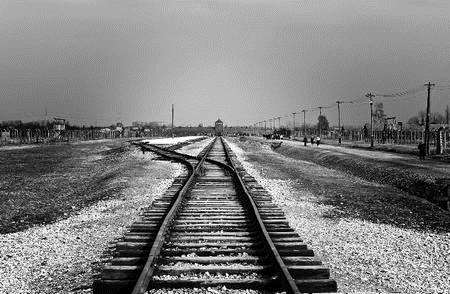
[{"left": 94, "top": 137, "right": 336, "bottom": 293}]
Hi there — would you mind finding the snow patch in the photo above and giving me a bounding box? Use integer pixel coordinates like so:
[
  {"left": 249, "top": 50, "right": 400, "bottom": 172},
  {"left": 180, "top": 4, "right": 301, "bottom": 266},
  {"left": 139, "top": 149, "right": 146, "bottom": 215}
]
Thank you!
[
  {"left": 0, "top": 145, "right": 40, "bottom": 151},
  {"left": 142, "top": 136, "right": 203, "bottom": 146}
]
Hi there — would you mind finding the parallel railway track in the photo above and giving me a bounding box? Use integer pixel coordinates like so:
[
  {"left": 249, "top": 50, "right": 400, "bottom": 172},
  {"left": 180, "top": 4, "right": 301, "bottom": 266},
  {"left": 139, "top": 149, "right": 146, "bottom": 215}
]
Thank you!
[{"left": 94, "top": 137, "right": 337, "bottom": 293}]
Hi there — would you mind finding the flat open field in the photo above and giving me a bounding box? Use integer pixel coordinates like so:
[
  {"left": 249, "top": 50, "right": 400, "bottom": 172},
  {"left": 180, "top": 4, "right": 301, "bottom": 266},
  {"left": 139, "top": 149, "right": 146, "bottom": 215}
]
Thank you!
[{"left": 0, "top": 139, "right": 143, "bottom": 234}]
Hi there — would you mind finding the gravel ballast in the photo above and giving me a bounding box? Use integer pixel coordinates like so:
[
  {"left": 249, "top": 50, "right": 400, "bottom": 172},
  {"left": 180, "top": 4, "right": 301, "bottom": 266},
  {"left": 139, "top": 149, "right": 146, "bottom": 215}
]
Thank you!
[
  {"left": 226, "top": 137, "right": 450, "bottom": 294},
  {"left": 0, "top": 145, "right": 182, "bottom": 294}
]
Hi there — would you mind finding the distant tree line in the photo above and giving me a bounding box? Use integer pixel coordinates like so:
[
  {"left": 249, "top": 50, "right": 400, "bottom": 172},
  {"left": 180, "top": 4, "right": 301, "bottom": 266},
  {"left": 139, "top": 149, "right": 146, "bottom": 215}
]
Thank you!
[{"left": 407, "top": 110, "right": 448, "bottom": 126}]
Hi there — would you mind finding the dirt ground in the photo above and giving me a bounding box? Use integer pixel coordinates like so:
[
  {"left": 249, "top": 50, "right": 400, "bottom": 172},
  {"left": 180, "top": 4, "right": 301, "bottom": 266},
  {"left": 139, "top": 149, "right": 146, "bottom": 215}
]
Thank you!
[
  {"left": 227, "top": 137, "right": 450, "bottom": 294},
  {"left": 0, "top": 139, "right": 142, "bottom": 234}
]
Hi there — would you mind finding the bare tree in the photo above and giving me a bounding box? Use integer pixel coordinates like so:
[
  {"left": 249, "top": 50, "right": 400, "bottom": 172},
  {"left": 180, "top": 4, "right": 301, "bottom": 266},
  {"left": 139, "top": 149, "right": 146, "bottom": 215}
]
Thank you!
[
  {"left": 317, "top": 115, "right": 329, "bottom": 133},
  {"left": 408, "top": 111, "right": 445, "bottom": 126}
]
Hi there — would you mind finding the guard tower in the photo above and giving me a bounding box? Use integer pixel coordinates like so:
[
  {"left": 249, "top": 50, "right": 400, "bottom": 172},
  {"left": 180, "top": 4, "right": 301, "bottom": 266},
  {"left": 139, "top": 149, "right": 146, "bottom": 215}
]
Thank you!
[
  {"left": 214, "top": 118, "right": 223, "bottom": 136},
  {"left": 53, "top": 117, "right": 66, "bottom": 138}
]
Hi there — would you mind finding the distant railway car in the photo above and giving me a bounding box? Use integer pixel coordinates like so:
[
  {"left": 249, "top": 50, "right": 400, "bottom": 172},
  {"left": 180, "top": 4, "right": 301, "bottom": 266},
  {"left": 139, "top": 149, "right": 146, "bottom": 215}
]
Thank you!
[{"left": 214, "top": 118, "right": 224, "bottom": 136}]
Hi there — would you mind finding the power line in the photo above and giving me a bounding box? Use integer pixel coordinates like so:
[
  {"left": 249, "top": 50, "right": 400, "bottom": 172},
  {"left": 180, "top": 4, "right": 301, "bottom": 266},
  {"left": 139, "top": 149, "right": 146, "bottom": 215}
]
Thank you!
[
  {"left": 374, "top": 87, "right": 424, "bottom": 98},
  {"left": 45, "top": 111, "right": 119, "bottom": 123},
  {"left": 256, "top": 81, "right": 450, "bottom": 132},
  {"left": 435, "top": 86, "right": 450, "bottom": 90}
]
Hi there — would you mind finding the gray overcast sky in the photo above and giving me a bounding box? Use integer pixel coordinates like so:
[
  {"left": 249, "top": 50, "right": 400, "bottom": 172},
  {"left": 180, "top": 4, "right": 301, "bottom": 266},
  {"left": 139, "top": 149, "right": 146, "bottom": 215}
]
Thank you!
[{"left": 0, "top": 0, "right": 449, "bottom": 127}]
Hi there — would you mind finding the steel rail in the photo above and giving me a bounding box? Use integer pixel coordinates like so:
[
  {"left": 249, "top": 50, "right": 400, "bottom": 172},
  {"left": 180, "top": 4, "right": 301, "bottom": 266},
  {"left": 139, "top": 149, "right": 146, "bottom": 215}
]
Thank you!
[
  {"left": 131, "top": 137, "right": 300, "bottom": 294},
  {"left": 132, "top": 136, "right": 206, "bottom": 152},
  {"left": 130, "top": 138, "right": 217, "bottom": 294},
  {"left": 218, "top": 137, "right": 301, "bottom": 294}
]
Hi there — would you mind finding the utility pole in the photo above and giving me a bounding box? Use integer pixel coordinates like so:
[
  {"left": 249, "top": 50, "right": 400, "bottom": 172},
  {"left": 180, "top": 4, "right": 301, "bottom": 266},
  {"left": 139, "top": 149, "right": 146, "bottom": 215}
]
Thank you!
[
  {"left": 365, "top": 93, "right": 375, "bottom": 148},
  {"left": 171, "top": 104, "right": 174, "bottom": 138},
  {"left": 317, "top": 107, "right": 324, "bottom": 138},
  {"left": 336, "top": 101, "right": 342, "bottom": 144},
  {"left": 446, "top": 105, "right": 449, "bottom": 125},
  {"left": 292, "top": 112, "right": 296, "bottom": 138},
  {"left": 424, "top": 82, "right": 435, "bottom": 155},
  {"left": 301, "top": 110, "right": 306, "bottom": 137}
]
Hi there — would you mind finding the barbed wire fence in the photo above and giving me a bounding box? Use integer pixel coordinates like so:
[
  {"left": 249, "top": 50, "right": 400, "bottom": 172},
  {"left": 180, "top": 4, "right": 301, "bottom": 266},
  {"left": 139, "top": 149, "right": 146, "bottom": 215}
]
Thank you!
[{"left": 0, "top": 127, "right": 170, "bottom": 146}]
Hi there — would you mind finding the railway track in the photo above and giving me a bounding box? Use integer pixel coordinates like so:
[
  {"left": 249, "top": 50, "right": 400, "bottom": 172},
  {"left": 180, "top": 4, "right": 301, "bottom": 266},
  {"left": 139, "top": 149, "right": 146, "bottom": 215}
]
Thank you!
[
  {"left": 94, "top": 137, "right": 337, "bottom": 293},
  {"left": 133, "top": 136, "right": 207, "bottom": 152}
]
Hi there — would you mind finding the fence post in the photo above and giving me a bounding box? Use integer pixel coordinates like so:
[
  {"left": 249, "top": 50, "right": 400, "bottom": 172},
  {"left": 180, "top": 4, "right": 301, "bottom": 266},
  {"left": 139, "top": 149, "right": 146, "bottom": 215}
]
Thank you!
[{"left": 445, "top": 130, "right": 448, "bottom": 152}]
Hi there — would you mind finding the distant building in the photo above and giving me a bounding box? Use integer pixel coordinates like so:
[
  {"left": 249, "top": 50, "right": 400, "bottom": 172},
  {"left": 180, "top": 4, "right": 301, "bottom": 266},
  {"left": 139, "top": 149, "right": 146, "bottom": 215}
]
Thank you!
[
  {"left": 100, "top": 127, "right": 111, "bottom": 133},
  {"left": 53, "top": 118, "right": 66, "bottom": 131},
  {"left": 214, "top": 118, "right": 224, "bottom": 136}
]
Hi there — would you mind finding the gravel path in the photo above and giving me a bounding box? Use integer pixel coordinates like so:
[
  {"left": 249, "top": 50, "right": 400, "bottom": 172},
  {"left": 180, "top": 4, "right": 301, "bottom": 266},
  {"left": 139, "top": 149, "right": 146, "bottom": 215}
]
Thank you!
[
  {"left": 226, "top": 137, "right": 450, "bottom": 294},
  {"left": 0, "top": 144, "right": 40, "bottom": 151},
  {"left": 0, "top": 146, "right": 182, "bottom": 294},
  {"left": 285, "top": 139, "right": 449, "bottom": 174}
]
